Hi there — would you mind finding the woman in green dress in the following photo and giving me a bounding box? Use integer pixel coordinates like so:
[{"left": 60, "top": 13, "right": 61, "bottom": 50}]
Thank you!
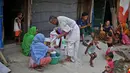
[{"left": 21, "top": 26, "right": 37, "bottom": 56}]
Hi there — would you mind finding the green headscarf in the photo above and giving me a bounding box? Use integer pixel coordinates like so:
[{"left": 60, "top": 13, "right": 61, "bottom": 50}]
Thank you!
[{"left": 21, "top": 26, "right": 37, "bottom": 56}]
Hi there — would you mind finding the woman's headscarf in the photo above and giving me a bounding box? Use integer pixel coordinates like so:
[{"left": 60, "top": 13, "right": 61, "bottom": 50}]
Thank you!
[
  {"left": 31, "top": 33, "right": 48, "bottom": 65},
  {"left": 22, "top": 26, "right": 37, "bottom": 56}
]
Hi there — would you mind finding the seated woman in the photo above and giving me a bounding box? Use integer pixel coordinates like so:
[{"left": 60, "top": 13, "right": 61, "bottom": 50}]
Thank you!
[
  {"left": 21, "top": 26, "right": 37, "bottom": 56},
  {"left": 29, "top": 33, "right": 51, "bottom": 71},
  {"left": 99, "top": 21, "right": 113, "bottom": 40},
  {"left": 103, "top": 20, "right": 113, "bottom": 34},
  {"left": 114, "top": 24, "right": 130, "bottom": 45}
]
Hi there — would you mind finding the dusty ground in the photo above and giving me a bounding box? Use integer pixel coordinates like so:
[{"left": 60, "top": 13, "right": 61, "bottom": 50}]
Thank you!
[{"left": 3, "top": 42, "right": 125, "bottom": 73}]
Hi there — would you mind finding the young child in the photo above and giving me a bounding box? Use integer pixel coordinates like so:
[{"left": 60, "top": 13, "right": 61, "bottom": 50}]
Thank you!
[
  {"left": 103, "top": 52, "right": 114, "bottom": 73},
  {"left": 14, "top": 12, "right": 23, "bottom": 44},
  {"left": 105, "top": 32, "right": 113, "bottom": 56},
  {"left": 85, "top": 35, "right": 101, "bottom": 67}
]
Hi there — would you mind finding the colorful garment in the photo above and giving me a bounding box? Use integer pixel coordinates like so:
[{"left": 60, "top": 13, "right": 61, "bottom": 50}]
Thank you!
[
  {"left": 106, "top": 47, "right": 113, "bottom": 56},
  {"left": 29, "top": 57, "right": 51, "bottom": 68},
  {"left": 122, "top": 33, "right": 130, "bottom": 45},
  {"left": 87, "top": 41, "right": 96, "bottom": 54},
  {"left": 31, "top": 33, "right": 49, "bottom": 65},
  {"left": 106, "top": 60, "right": 114, "bottom": 73},
  {"left": 103, "top": 26, "right": 112, "bottom": 34},
  {"left": 21, "top": 26, "right": 37, "bottom": 56}
]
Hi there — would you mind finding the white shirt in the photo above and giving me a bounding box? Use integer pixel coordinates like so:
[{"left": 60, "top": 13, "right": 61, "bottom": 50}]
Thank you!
[
  {"left": 14, "top": 17, "right": 21, "bottom": 31},
  {"left": 57, "top": 16, "right": 80, "bottom": 42}
]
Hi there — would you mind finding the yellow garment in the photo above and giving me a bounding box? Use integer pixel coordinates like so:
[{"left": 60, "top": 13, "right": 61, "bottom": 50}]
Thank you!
[
  {"left": 124, "top": 29, "right": 130, "bottom": 36},
  {"left": 121, "top": 23, "right": 128, "bottom": 34}
]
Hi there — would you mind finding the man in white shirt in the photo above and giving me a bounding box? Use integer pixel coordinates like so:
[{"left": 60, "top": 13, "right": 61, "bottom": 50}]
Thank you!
[{"left": 49, "top": 16, "right": 80, "bottom": 62}]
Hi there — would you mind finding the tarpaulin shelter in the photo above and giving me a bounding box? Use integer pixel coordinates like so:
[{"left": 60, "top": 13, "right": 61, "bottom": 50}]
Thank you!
[
  {"left": 0, "top": 0, "right": 8, "bottom": 66},
  {"left": 0, "top": 0, "right": 3, "bottom": 49}
]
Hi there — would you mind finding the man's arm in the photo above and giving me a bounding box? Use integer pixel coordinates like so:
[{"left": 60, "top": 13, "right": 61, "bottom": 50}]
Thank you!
[
  {"left": 57, "top": 31, "right": 68, "bottom": 39},
  {"left": 57, "top": 22, "right": 71, "bottom": 38}
]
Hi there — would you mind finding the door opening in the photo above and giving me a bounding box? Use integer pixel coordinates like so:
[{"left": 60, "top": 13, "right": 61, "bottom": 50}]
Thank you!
[
  {"left": 3, "top": 0, "right": 24, "bottom": 44},
  {"left": 104, "top": 1, "right": 112, "bottom": 25}
]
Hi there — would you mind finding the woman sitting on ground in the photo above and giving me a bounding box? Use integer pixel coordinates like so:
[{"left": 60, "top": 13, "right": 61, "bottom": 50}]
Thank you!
[
  {"left": 29, "top": 33, "right": 52, "bottom": 71},
  {"left": 114, "top": 23, "right": 130, "bottom": 45},
  {"left": 21, "top": 26, "right": 37, "bottom": 56},
  {"left": 99, "top": 21, "right": 113, "bottom": 40},
  {"left": 103, "top": 20, "right": 113, "bottom": 34}
]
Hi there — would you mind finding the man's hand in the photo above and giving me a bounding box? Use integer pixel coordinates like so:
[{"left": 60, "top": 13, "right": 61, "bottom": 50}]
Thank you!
[
  {"left": 88, "top": 23, "right": 91, "bottom": 26},
  {"left": 57, "top": 35, "right": 62, "bottom": 39}
]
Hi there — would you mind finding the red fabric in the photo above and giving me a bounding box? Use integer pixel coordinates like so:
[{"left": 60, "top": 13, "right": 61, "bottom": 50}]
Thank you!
[
  {"left": 29, "top": 57, "right": 51, "bottom": 68},
  {"left": 106, "top": 60, "right": 114, "bottom": 73},
  {"left": 122, "top": 33, "right": 130, "bottom": 45},
  {"left": 118, "top": 7, "right": 129, "bottom": 23},
  {"left": 15, "top": 30, "right": 21, "bottom": 37},
  {"left": 106, "top": 48, "right": 111, "bottom": 56}
]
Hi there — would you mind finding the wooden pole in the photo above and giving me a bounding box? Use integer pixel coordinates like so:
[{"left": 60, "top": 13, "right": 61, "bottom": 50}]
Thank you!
[{"left": 0, "top": 51, "right": 8, "bottom": 66}]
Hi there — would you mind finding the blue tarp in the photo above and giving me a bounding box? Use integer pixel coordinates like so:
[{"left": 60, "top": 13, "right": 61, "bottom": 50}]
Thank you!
[
  {"left": 0, "top": 0, "right": 3, "bottom": 6},
  {"left": 0, "top": 0, "right": 3, "bottom": 49},
  {"left": 0, "top": 7, "right": 3, "bottom": 16},
  {"left": 0, "top": 18, "right": 3, "bottom": 49}
]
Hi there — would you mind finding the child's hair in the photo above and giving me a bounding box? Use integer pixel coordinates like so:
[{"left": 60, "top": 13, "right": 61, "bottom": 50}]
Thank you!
[
  {"left": 93, "top": 34, "right": 99, "bottom": 41},
  {"left": 106, "top": 52, "right": 114, "bottom": 59},
  {"left": 17, "top": 12, "right": 22, "bottom": 16}
]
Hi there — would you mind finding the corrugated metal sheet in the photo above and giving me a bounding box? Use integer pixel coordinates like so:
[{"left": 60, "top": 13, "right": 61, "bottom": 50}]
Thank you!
[{"left": 32, "top": 0, "right": 78, "bottom": 36}]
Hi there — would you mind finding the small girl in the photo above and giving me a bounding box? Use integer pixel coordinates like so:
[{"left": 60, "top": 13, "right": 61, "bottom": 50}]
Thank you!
[
  {"left": 103, "top": 52, "right": 114, "bottom": 73},
  {"left": 85, "top": 35, "right": 101, "bottom": 67}
]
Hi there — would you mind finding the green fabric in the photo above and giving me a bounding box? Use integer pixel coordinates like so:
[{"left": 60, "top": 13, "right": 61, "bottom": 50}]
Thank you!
[
  {"left": 21, "top": 26, "right": 37, "bottom": 56},
  {"left": 80, "top": 27, "right": 93, "bottom": 37}
]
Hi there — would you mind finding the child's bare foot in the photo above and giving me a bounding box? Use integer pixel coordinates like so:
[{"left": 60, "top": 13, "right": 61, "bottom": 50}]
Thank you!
[
  {"left": 90, "top": 61, "right": 94, "bottom": 67},
  {"left": 90, "top": 63, "right": 94, "bottom": 67}
]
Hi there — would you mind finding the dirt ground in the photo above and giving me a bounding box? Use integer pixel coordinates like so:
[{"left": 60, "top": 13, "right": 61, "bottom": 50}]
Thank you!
[{"left": 2, "top": 42, "right": 127, "bottom": 73}]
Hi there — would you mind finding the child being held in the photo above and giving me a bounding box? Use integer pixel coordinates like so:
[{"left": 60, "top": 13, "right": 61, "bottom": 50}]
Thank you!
[{"left": 85, "top": 35, "right": 101, "bottom": 67}]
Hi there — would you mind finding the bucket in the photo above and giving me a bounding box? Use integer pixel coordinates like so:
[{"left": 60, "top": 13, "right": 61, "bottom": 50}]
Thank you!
[
  {"left": 50, "top": 53, "right": 60, "bottom": 65},
  {"left": 50, "top": 51, "right": 56, "bottom": 57}
]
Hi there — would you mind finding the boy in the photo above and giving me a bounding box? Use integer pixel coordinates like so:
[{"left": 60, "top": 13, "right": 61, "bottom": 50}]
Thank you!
[{"left": 14, "top": 12, "right": 23, "bottom": 44}]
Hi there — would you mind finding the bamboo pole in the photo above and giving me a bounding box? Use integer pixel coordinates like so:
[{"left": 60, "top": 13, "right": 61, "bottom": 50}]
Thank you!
[{"left": 0, "top": 51, "right": 8, "bottom": 66}]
